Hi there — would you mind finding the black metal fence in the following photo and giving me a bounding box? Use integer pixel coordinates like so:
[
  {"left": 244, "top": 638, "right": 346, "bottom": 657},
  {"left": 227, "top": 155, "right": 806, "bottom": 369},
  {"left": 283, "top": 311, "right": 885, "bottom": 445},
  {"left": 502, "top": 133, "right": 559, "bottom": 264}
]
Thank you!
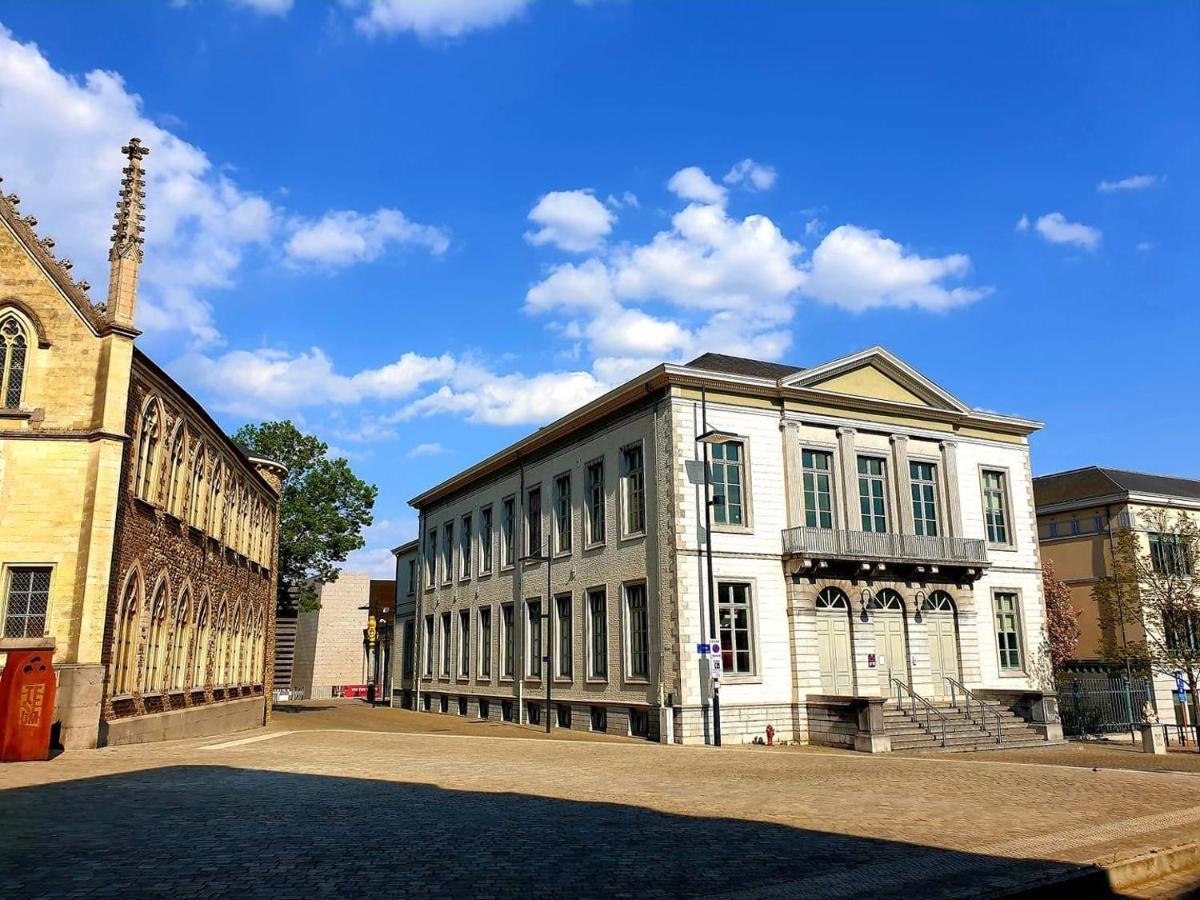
[{"left": 1056, "top": 675, "right": 1154, "bottom": 738}]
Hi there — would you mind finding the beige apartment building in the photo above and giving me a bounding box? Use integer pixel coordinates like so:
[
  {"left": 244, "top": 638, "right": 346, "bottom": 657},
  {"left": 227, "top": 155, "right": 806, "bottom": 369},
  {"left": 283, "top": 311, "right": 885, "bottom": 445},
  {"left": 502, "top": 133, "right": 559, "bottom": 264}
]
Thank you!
[
  {"left": 1034, "top": 466, "right": 1200, "bottom": 725},
  {"left": 391, "top": 349, "right": 1062, "bottom": 750}
]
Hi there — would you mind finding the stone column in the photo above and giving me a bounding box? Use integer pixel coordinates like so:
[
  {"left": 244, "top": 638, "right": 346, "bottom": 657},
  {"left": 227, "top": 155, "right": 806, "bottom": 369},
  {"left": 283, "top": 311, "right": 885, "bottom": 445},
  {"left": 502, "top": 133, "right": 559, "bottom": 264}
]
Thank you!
[
  {"left": 836, "top": 427, "right": 858, "bottom": 532},
  {"left": 781, "top": 421, "right": 804, "bottom": 528},
  {"left": 939, "top": 440, "right": 962, "bottom": 538},
  {"left": 890, "top": 435, "right": 914, "bottom": 536}
]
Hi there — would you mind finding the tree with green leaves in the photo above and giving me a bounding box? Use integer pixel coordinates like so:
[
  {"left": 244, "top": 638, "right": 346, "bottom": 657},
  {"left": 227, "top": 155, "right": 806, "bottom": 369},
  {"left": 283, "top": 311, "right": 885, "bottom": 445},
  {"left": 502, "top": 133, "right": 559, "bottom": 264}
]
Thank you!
[
  {"left": 1094, "top": 509, "right": 1200, "bottom": 728},
  {"left": 1042, "top": 560, "right": 1081, "bottom": 672},
  {"left": 234, "top": 420, "right": 377, "bottom": 613}
]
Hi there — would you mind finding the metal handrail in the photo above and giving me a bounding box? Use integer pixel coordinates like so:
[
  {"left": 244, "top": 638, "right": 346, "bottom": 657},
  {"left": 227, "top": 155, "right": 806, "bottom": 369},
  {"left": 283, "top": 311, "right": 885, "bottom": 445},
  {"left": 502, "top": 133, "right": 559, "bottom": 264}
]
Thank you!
[
  {"left": 781, "top": 526, "right": 988, "bottom": 565},
  {"left": 945, "top": 676, "right": 1003, "bottom": 744},
  {"left": 891, "top": 678, "right": 948, "bottom": 748}
]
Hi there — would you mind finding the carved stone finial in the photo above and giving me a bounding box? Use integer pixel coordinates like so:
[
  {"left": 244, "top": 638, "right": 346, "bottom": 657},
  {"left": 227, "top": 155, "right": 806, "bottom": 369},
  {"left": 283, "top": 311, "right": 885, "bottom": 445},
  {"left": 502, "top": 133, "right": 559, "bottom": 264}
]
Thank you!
[
  {"left": 109, "top": 137, "right": 149, "bottom": 263},
  {"left": 122, "top": 137, "right": 150, "bottom": 160}
]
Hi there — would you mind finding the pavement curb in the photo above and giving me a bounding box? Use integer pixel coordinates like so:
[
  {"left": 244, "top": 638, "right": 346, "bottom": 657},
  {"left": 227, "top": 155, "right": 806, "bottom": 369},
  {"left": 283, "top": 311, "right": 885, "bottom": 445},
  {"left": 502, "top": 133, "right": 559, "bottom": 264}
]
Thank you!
[{"left": 1010, "top": 839, "right": 1200, "bottom": 898}]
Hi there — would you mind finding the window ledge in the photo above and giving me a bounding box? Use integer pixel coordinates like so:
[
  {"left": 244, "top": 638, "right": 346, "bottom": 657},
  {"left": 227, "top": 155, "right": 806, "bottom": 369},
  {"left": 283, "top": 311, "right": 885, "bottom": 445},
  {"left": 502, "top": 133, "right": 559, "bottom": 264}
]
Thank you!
[
  {"left": 712, "top": 524, "right": 754, "bottom": 535},
  {"left": 553, "top": 550, "right": 572, "bottom": 560},
  {"left": 987, "top": 543, "right": 1017, "bottom": 552},
  {"left": 620, "top": 532, "right": 647, "bottom": 543},
  {"left": 721, "top": 675, "right": 763, "bottom": 685},
  {"left": 623, "top": 678, "right": 652, "bottom": 686},
  {"left": 0, "top": 408, "right": 34, "bottom": 420},
  {"left": 585, "top": 676, "right": 609, "bottom": 684},
  {"left": 583, "top": 541, "right": 607, "bottom": 552},
  {"left": 553, "top": 677, "right": 573, "bottom": 685}
]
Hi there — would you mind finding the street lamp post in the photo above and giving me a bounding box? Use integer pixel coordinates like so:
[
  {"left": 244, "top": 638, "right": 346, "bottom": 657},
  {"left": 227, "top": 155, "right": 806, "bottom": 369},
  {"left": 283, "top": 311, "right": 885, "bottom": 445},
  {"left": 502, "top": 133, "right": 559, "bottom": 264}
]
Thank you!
[
  {"left": 518, "top": 549, "right": 554, "bottom": 734},
  {"left": 696, "top": 384, "right": 741, "bottom": 748}
]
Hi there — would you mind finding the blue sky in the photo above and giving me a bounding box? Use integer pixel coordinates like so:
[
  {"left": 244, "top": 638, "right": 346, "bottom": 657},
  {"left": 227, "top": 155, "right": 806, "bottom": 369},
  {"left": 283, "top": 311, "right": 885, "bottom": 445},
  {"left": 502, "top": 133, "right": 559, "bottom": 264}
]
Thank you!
[{"left": 0, "top": 1, "right": 1196, "bottom": 575}]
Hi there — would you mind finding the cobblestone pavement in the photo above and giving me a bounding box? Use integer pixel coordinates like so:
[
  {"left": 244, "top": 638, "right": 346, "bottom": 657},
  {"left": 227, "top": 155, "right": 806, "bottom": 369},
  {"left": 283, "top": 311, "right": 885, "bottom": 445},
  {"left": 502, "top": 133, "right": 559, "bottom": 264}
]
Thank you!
[{"left": 3, "top": 705, "right": 1200, "bottom": 898}]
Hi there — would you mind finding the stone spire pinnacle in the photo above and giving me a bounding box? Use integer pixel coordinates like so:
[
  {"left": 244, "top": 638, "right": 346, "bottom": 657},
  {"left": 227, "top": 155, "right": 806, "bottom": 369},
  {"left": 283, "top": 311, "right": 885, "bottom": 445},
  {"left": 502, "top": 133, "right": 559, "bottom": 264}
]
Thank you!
[{"left": 106, "top": 137, "right": 149, "bottom": 327}]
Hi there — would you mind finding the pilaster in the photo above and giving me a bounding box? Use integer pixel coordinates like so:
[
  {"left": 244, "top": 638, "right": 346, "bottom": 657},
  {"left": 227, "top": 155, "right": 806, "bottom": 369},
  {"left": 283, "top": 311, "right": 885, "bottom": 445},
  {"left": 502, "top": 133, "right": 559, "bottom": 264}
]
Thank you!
[
  {"left": 890, "top": 435, "right": 914, "bottom": 535},
  {"left": 940, "top": 440, "right": 962, "bottom": 538},
  {"left": 836, "top": 427, "right": 858, "bottom": 532},
  {"left": 781, "top": 421, "right": 804, "bottom": 528}
]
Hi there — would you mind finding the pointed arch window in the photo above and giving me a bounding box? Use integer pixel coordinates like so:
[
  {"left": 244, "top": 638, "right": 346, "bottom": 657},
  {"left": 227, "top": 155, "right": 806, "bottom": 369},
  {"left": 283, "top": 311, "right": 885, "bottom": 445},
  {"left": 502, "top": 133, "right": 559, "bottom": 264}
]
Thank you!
[
  {"left": 113, "top": 576, "right": 141, "bottom": 695},
  {"left": 134, "top": 400, "right": 163, "bottom": 502},
  {"left": 165, "top": 422, "right": 188, "bottom": 517},
  {"left": 189, "top": 445, "right": 208, "bottom": 527},
  {"left": 213, "top": 601, "right": 229, "bottom": 685},
  {"left": 192, "top": 596, "right": 211, "bottom": 688},
  {"left": 0, "top": 314, "right": 29, "bottom": 409},
  {"left": 143, "top": 579, "right": 170, "bottom": 693},
  {"left": 169, "top": 589, "right": 192, "bottom": 691},
  {"left": 209, "top": 463, "right": 224, "bottom": 538}
]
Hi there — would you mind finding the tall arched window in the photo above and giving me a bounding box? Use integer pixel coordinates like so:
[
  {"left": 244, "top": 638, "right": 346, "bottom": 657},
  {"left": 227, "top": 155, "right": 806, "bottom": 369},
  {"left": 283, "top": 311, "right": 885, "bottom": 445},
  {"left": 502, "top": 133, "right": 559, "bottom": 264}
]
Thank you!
[
  {"left": 169, "top": 588, "right": 192, "bottom": 690},
  {"left": 0, "top": 313, "right": 29, "bottom": 409},
  {"left": 208, "top": 463, "right": 224, "bottom": 538},
  {"left": 250, "top": 608, "right": 264, "bottom": 681},
  {"left": 213, "top": 601, "right": 229, "bottom": 685},
  {"left": 113, "top": 575, "right": 141, "bottom": 694},
  {"left": 134, "top": 399, "right": 163, "bottom": 502},
  {"left": 189, "top": 444, "right": 208, "bottom": 527},
  {"left": 143, "top": 578, "right": 170, "bottom": 692},
  {"left": 223, "top": 602, "right": 240, "bottom": 684},
  {"left": 192, "top": 595, "right": 211, "bottom": 688},
  {"left": 165, "top": 421, "right": 188, "bottom": 517},
  {"left": 235, "top": 603, "right": 249, "bottom": 683}
]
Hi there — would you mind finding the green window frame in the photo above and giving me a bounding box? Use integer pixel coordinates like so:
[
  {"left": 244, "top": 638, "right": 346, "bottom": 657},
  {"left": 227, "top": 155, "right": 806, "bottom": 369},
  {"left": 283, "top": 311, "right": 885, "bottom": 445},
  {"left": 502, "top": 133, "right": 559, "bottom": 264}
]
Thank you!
[
  {"left": 983, "top": 470, "right": 1010, "bottom": 545},
  {"left": 501, "top": 498, "right": 515, "bottom": 567},
  {"left": 711, "top": 441, "right": 746, "bottom": 526},
  {"left": 802, "top": 449, "right": 834, "bottom": 529},
  {"left": 479, "top": 506, "right": 494, "bottom": 575},
  {"left": 501, "top": 603, "right": 515, "bottom": 677},
  {"left": 622, "top": 443, "right": 646, "bottom": 535},
  {"left": 586, "top": 459, "right": 606, "bottom": 545},
  {"left": 556, "top": 594, "right": 572, "bottom": 678},
  {"left": 588, "top": 588, "right": 608, "bottom": 679},
  {"left": 527, "top": 599, "right": 543, "bottom": 678},
  {"left": 459, "top": 513, "right": 472, "bottom": 579},
  {"left": 526, "top": 487, "right": 542, "bottom": 556},
  {"left": 909, "top": 462, "right": 939, "bottom": 537},
  {"left": 625, "top": 582, "right": 650, "bottom": 680},
  {"left": 479, "top": 607, "right": 492, "bottom": 678},
  {"left": 857, "top": 457, "right": 889, "bottom": 534},
  {"left": 993, "top": 592, "right": 1023, "bottom": 671},
  {"left": 554, "top": 473, "right": 572, "bottom": 553}
]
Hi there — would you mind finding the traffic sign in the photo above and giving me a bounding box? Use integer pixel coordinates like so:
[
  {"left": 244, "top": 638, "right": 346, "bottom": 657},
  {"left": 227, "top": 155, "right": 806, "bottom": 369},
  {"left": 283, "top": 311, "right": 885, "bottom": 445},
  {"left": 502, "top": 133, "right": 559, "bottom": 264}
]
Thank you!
[
  {"left": 709, "top": 641, "right": 721, "bottom": 656},
  {"left": 1177, "top": 671, "right": 1188, "bottom": 694},
  {"left": 710, "top": 654, "right": 723, "bottom": 673},
  {"left": 696, "top": 643, "right": 710, "bottom": 655}
]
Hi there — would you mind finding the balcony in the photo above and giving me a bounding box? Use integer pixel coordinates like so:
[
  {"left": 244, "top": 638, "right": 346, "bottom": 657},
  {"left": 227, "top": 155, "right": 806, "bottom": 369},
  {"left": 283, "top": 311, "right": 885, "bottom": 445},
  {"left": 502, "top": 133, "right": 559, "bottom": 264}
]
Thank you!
[{"left": 781, "top": 526, "right": 988, "bottom": 574}]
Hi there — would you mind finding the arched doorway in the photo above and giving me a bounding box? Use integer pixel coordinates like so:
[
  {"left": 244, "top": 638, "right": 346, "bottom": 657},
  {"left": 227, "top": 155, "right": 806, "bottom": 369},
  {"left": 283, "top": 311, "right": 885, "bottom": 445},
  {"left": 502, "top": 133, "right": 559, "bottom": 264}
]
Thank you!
[
  {"left": 815, "top": 587, "right": 854, "bottom": 695},
  {"left": 868, "top": 589, "right": 909, "bottom": 694},
  {"left": 923, "top": 591, "right": 961, "bottom": 698}
]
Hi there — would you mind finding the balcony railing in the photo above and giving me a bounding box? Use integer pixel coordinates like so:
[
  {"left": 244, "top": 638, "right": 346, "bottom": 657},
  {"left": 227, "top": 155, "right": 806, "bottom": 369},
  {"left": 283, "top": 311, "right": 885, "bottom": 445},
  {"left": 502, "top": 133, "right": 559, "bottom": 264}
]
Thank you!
[{"left": 781, "top": 526, "right": 988, "bottom": 566}]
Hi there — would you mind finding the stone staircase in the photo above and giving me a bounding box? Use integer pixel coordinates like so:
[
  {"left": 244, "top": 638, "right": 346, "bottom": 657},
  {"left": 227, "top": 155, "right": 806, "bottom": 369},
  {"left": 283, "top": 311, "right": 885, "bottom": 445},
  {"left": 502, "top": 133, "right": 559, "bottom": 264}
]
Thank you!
[{"left": 884, "top": 699, "right": 1051, "bottom": 752}]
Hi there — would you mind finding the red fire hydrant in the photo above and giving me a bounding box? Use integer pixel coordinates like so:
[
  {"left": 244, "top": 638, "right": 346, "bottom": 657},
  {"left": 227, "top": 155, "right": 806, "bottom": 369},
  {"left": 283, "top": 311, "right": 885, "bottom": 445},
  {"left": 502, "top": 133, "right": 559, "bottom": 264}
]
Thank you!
[
  {"left": 0, "top": 639, "right": 57, "bottom": 762},
  {"left": 766, "top": 724, "right": 776, "bottom": 746}
]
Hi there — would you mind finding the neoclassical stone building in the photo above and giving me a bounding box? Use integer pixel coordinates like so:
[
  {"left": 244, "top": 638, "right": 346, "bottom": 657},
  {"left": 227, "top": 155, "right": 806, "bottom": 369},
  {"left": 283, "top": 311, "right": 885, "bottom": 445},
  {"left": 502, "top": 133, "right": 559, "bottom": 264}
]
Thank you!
[
  {"left": 0, "top": 140, "right": 285, "bottom": 748},
  {"left": 397, "top": 350, "right": 1060, "bottom": 749}
]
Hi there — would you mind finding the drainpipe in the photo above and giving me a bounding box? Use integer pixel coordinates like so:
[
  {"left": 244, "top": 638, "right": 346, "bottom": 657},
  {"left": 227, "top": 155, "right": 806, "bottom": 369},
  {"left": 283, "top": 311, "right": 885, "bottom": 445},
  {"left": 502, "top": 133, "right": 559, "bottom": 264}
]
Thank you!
[
  {"left": 517, "top": 458, "right": 525, "bottom": 722},
  {"left": 413, "top": 508, "right": 424, "bottom": 713}
]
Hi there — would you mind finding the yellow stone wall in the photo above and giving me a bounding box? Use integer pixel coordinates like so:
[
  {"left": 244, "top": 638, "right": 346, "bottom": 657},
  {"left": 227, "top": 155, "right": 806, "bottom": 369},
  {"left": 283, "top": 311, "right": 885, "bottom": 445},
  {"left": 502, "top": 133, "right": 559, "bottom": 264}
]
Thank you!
[{"left": 0, "top": 214, "right": 132, "bottom": 668}]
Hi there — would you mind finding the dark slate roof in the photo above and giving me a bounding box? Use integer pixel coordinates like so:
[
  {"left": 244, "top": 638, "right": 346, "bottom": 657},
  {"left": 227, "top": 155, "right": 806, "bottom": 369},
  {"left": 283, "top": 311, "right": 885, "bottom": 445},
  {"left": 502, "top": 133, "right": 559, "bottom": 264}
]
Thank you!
[
  {"left": 1033, "top": 466, "right": 1200, "bottom": 507},
  {"left": 684, "top": 352, "right": 802, "bottom": 381}
]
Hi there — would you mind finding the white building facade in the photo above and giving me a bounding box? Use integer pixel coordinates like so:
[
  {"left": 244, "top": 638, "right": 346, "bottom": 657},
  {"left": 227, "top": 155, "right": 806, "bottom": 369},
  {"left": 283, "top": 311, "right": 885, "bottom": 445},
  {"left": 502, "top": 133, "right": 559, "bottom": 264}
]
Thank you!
[{"left": 395, "top": 349, "right": 1061, "bottom": 749}]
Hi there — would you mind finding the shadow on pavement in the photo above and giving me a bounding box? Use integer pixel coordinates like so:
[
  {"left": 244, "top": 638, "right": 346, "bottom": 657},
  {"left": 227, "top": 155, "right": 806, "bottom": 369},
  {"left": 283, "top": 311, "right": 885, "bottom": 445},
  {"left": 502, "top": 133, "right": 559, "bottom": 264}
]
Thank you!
[
  {"left": 0, "top": 765, "right": 1129, "bottom": 898},
  {"left": 269, "top": 703, "right": 341, "bottom": 715}
]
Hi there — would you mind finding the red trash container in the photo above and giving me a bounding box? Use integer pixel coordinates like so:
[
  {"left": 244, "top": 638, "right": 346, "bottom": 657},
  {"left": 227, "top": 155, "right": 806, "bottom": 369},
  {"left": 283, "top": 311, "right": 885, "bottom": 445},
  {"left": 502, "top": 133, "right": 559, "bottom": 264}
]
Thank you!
[{"left": 0, "top": 639, "right": 57, "bottom": 762}]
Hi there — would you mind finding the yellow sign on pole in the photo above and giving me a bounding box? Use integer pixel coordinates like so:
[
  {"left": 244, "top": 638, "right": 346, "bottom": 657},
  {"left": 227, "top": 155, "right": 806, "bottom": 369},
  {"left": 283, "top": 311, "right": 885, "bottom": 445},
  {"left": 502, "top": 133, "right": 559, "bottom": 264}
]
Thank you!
[{"left": 367, "top": 615, "right": 377, "bottom": 645}]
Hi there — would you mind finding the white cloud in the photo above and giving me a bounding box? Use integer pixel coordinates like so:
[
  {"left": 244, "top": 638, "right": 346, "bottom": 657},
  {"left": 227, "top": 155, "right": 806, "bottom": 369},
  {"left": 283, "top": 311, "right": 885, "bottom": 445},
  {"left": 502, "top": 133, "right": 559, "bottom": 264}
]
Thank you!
[
  {"left": 340, "top": 547, "right": 399, "bottom": 579},
  {"left": 804, "top": 218, "right": 825, "bottom": 238},
  {"left": 525, "top": 258, "right": 616, "bottom": 314},
  {"left": 724, "top": 158, "right": 777, "bottom": 191},
  {"left": 1015, "top": 214, "right": 1029, "bottom": 232},
  {"left": 353, "top": 0, "right": 530, "bottom": 39},
  {"left": 524, "top": 189, "right": 614, "bottom": 253},
  {"left": 606, "top": 191, "right": 639, "bottom": 210},
  {"left": 666, "top": 166, "right": 727, "bottom": 206},
  {"left": 803, "top": 225, "right": 990, "bottom": 313},
  {"left": 1034, "top": 212, "right": 1102, "bottom": 251},
  {"left": 397, "top": 366, "right": 607, "bottom": 426},
  {"left": 285, "top": 208, "right": 449, "bottom": 267},
  {"left": 231, "top": 0, "right": 294, "bottom": 14},
  {"left": 586, "top": 308, "right": 693, "bottom": 358},
  {"left": 1098, "top": 174, "right": 1164, "bottom": 193},
  {"left": 407, "top": 441, "right": 447, "bottom": 458}
]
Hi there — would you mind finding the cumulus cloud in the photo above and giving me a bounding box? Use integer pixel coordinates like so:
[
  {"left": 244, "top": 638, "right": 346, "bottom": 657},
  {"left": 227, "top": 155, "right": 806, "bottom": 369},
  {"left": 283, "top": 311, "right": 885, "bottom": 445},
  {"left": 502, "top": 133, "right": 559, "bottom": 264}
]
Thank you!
[
  {"left": 724, "top": 158, "right": 777, "bottom": 191},
  {"left": 666, "top": 166, "right": 727, "bottom": 205},
  {"left": 396, "top": 366, "right": 607, "bottom": 426},
  {"left": 285, "top": 208, "right": 449, "bottom": 267},
  {"left": 352, "top": 0, "right": 531, "bottom": 39},
  {"left": 804, "top": 225, "right": 989, "bottom": 312},
  {"left": 407, "top": 441, "right": 447, "bottom": 458},
  {"left": 1098, "top": 174, "right": 1164, "bottom": 193},
  {"left": 524, "top": 189, "right": 614, "bottom": 253},
  {"left": 1034, "top": 212, "right": 1102, "bottom": 251},
  {"left": 341, "top": 547, "right": 400, "bottom": 579}
]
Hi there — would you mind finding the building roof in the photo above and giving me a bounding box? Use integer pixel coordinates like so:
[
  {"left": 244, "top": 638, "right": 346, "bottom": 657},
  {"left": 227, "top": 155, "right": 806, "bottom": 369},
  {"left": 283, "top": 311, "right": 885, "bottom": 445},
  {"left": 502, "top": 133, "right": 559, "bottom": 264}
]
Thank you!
[
  {"left": 1033, "top": 466, "right": 1200, "bottom": 508},
  {"left": 684, "top": 352, "right": 803, "bottom": 381}
]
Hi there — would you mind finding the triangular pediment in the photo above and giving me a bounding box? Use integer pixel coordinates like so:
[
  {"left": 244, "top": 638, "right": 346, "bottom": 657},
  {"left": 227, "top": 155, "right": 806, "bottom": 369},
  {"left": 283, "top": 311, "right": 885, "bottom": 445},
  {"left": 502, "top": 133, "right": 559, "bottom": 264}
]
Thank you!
[{"left": 781, "top": 347, "right": 970, "bottom": 413}]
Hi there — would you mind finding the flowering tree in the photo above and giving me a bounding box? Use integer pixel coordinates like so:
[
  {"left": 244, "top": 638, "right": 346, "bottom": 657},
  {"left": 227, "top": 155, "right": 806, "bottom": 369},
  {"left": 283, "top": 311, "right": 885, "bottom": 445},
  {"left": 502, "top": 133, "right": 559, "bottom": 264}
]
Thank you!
[{"left": 1042, "top": 560, "right": 1081, "bottom": 671}]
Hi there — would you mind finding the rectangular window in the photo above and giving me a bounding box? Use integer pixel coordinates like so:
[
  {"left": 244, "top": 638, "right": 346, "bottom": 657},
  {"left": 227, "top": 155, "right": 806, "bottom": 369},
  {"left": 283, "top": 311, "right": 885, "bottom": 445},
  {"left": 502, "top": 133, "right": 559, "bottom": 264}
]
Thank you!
[
  {"left": 585, "top": 459, "right": 606, "bottom": 545},
  {"left": 622, "top": 443, "right": 646, "bottom": 536},
  {"left": 909, "top": 462, "right": 940, "bottom": 537},
  {"left": 718, "top": 582, "right": 754, "bottom": 675},
  {"left": 625, "top": 582, "right": 650, "bottom": 680},
  {"left": 458, "top": 610, "right": 470, "bottom": 677},
  {"left": 425, "top": 530, "right": 437, "bottom": 588},
  {"left": 1165, "top": 612, "right": 1200, "bottom": 653},
  {"left": 479, "top": 506, "right": 494, "bottom": 574},
  {"left": 993, "top": 592, "right": 1023, "bottom": 671},
  {"left": 479, "top": 607, "right": 492, "bottom": 678},
  {"left": 3, "top": 567, "right": 49, "bottom": 639},
  {"left": 406, "top": 559, "right": 416, "bottom": 596},
  {"left": 587, "top": 588, "right": 608, "bottom": 679},
  {"left": 982, "top": 470, "right": 1010, "bottom": 545},
  {"left": 460, "top": 513, "right": 472, "bottom": 579},
  {"left": 501, "top": 603, "right": 515, "bottom": 678},
  {"left": 556, "top": 594, "right": 572, "bottom": 678},
  {"left": 440, "top": 612, "right": 451, "bottom": 677},
  {"left": 802, "top": 450, "right": 834, "bottom": 530},
  {"left": 858, "top": 457, "right": 889, "bottom": 533},
  {"left": 527, "top": 599, "right": 543, "bottom": 678},
  {"left": 423, "top": 615, "right": 434, "bottom": 676},
  {"left": 402, "top": 620, "right": 414, "bottom": 678},
  {"left": 711, "top": 441, "right": 746, "bottom": 526},
  {"left": 501, "top": 497, "right": 515, "bottom": 568},
  {"left": 526, "top": 486, "right": 543, "bottom": 556},
  {"left": 554, "top": 473, "right": 572, "bottom": 554},
  {"left": 1149, "top": 532, "right": 1190, "bottom": 576},
  {"left": 441, "top": 522, "right": 453, "bottom": 584}
]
